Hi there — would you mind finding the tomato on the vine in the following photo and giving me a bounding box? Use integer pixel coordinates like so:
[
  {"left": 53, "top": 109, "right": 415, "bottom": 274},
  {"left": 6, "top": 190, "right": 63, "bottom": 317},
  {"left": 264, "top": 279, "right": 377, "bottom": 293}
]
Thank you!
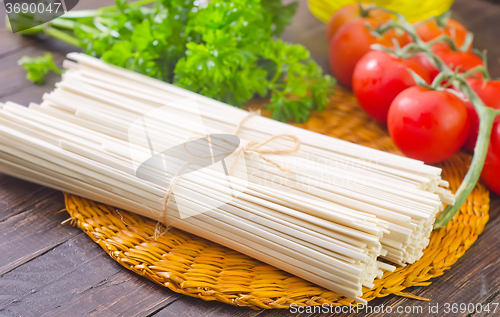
[
  {"left": 412, "top": 53, "right": 441, "bottom": 82},
  {"left": 416, "top": 18, "right": 470, "bottom": 51},
  {"left": 481, "top": 121, "right": 500, "bottom": 196},
  {"left": 353, "top": 50, "right": 430, "bottom": 124},
  {"left": 388, "top": 87, "right": 469, "bottom": 163},
  {"left": 462, "top": 78, "right": 500, "bottom": 152},
  {"left": 329, "top": 19, "right": 410, "bottom": 87},
  {"left": 434, "top": 47, "right": 484, "bottom": 74},
  {"left": 413, "top": 48, "right": 484, "bottom": 82},
  {"left": 326, "top": 3, "right": 392, "bottom": 41}
]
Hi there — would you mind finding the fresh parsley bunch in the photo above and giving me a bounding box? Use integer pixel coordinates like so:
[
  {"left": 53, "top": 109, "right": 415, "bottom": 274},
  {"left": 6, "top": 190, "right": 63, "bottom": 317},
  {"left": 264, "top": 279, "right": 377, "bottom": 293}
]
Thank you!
[{"left": 16, "top": 0, "right": 335, "bottom": 122}]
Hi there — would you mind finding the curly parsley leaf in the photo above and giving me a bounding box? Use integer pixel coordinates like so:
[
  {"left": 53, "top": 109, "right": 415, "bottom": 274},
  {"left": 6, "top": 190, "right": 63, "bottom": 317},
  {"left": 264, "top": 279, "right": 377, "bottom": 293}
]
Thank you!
[
  {"left": 17, "top": 0, "right": 334, "bottom": 122},
  {"left": 262, "top": 0, "right": 298, "bottom": 36},
  {"left": 18, "top": 53, "right": 63, "bottom": 85},
  {"left": 260, "top": 40, "right": 336, "bottom": 122}
]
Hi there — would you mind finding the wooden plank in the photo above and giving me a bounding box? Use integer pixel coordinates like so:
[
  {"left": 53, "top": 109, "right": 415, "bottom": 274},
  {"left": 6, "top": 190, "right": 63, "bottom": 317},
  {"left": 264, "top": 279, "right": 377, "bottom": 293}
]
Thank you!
[
  {"left": 0, "top": 0, "right": 498, "bottom": 316},
  {"left": 0, "top": 174, "right": 55, "bottom": 222},
  {"left": 472, "top": 291, "right": 500, "bottom": 317},
  {"left": 0, "top": 190, "right": 80, "bottom": 275},
  {"left": 452, "top": 0, "right": 500, "bottom": 78},
  {"left": 0, "top": 69, "right": 64, "bottom": 106},
  {"left": 0, "top": 6, "right": 34, "bottom": 57},
  {"left": 152, "top": 296, "right": 262, "bottom": 317},
  {"left": 0, "top": 233, "right": 180, "bottom": 317},
  {"left": 0, "top": 29, "right": 34, "bottom": 59},
  {"left": 0, "top": 45, "right": 71, "bottom": 101}
]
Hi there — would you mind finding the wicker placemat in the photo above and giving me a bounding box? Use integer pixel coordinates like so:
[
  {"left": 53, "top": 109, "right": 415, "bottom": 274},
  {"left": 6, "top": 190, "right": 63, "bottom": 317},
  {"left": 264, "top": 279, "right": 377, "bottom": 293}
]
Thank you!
[{"left": 63, "top": 87, "right": 490, "bottom": 310}]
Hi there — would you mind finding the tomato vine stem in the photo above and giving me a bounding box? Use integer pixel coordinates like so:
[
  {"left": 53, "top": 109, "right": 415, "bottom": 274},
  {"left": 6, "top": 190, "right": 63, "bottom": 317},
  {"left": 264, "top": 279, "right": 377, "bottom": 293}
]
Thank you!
[
  {"left": 369, "top": 11, "right": 500, "bottom": 228},
  {"left": 357, "top": 3, "right": 373, "bottom": 18}
]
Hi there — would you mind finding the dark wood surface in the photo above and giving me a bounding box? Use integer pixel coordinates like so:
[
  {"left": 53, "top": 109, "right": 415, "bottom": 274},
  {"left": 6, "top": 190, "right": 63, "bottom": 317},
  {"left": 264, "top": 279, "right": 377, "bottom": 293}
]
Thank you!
[{"left": 0, "top": 1, "right": 499, "bottom": 316}]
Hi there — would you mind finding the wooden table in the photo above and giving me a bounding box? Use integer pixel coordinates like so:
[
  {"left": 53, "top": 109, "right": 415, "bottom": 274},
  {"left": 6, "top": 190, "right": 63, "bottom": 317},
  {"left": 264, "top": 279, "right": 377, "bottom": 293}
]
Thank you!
[{"left": 0, "top": 1, "right": 499, "bottom": 316}]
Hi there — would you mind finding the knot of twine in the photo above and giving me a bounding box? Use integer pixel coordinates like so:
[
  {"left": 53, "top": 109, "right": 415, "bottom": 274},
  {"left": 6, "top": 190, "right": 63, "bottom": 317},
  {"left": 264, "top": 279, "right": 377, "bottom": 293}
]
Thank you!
[
  {"left": 153, "top": 110, "right": 300, "bottom": 239},
  {"left": 228, "top": 110, "right": 300, "bottom": 175}
]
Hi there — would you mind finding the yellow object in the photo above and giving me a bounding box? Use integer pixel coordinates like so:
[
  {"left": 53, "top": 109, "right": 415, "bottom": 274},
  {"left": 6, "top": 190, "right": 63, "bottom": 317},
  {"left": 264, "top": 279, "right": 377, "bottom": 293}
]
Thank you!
[
  {"left": 308, "top": 0, "right": 454, "bottom": 23},
  {"left": 63, "top": 87, "right": 490, "bottom": 309}
]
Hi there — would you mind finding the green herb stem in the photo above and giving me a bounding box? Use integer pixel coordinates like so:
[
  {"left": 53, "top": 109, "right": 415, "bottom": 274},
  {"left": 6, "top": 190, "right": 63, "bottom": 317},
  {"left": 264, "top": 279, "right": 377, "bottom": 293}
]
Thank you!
[
  {"left": 270, "top": 63, "right": 284, "bottom": 85},
  {"left": 60, "top": 9, "right": 101, "bottom": 19},
  {"left": 45, "top": 26, "right": 81, "bottom": 47},
  {"left": 49, "top": 17, "right": 78, "bottom": 30}
]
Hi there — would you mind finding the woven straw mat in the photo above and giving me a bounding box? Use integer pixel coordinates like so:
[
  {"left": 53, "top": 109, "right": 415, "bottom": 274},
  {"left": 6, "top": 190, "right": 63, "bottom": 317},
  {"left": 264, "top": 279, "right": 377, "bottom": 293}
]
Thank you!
[{"left": 63, "top": 87, "right": 490, "bottom": 310}]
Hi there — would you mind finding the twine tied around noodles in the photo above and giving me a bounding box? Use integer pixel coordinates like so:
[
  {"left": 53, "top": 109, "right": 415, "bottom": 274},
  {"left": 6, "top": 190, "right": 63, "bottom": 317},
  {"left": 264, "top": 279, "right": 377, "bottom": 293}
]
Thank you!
[
  {"left": 153, "top": 110, "right": 300, "bottom": 239},
  {"left": 229, "top": 110, "right": 300, "bottom": 174}
]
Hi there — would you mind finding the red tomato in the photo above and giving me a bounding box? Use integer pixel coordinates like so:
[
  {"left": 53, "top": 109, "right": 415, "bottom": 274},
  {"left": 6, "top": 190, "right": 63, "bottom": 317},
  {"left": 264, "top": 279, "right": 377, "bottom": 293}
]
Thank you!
[
  {"left": 353, "top": 50, "right": 431, "bottom": 124},
  {"left": 463, "top": 100, "right": 478, "bottom": 152},
  {"left": 327, "top": 3, "right": 392, "bottom": 41},
  {"left": 329, "top": 19, "right": 410, "bottom": 88},
  {"left": 412, "top": 53, "right": 440, "bottom": 82},
  {"left": 416, "top": 18, "right": 470, "bottom": 51},
  {"left": 481, "top": 121, "right": 500, "bottom": 195},
  {"left": 462, "top": 78, "right": 500, "bottom": 152},
  {"left": 413, "top": 48, "right": 484, "bottom": 82},
  {"left": 388, "top": 87, "right": 469, "bottom": 163},
  {"left": 434, "top": 47, "right": 484, "bottom": 75}
]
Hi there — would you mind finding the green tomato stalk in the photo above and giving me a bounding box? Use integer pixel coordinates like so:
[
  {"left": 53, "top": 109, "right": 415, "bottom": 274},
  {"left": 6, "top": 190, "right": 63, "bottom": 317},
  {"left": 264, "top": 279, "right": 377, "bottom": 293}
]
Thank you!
[
  {"left": 370, "top": 11, "right": 500, "bottom": 228},
  {"left": 435, "top": 80, "right": 497, "bottom": 228}
]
